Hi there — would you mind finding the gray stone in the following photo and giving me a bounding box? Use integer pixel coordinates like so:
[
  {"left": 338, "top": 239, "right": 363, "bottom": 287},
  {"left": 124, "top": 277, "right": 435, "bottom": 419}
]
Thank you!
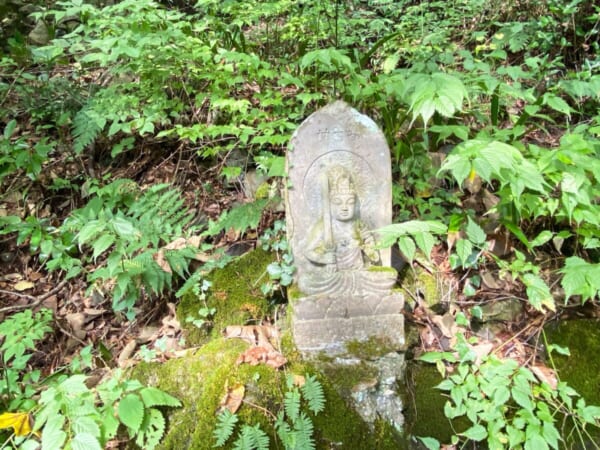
[{"left": 286, "top": 101, "right": 404, "bottom": 355}]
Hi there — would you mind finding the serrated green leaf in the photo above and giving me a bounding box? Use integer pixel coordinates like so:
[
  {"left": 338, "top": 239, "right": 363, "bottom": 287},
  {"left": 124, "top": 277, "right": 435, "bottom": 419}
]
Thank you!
[
  {"left": 455, "top": 239, "right": 473, "bottom": 267},
  {"left": 111, "top": 217, "right": 139, "bottom": 240},
  {"left": 77, "top": 220, "right": 104, "bottom": 245},
  {"left": 524, "top": 429, "right": 549, "bottom": 450},
  {"left": 41, "top": 414, "right": 66, "bottom": 450},
  {"left": 462, "top": 424, "right": 487, "bottom": 441},
  {"left": 92, "top": 233, "right": 115, "bottom": 259},
  {"left": 511, "top": 386, "right": 534, "bottom": 411},
  {"left": 118, "top": 393, "right": 145, "bottom": 433},
  {"left": 136, "top": 408, "right": 165, "bottom": 450},
  {"left": 140, "top": 387, "right": 181, "bottom": 408},
  {"left": 466, "top": 218, "right": 486, "bottom": 245},
  {"left": 71, "top": 432, "right": 102, "bottom": 450},
  {"left": 414, "top": 232, "right": 436, "bottom": 260},
  {"left": 72, "top": 416, "right": 100, "bottom": 438}
]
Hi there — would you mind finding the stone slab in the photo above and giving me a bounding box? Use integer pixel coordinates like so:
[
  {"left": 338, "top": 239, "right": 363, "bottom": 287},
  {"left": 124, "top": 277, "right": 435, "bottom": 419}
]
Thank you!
[{"left": 292, "top": 313, "right": 405, "bottom": 355}]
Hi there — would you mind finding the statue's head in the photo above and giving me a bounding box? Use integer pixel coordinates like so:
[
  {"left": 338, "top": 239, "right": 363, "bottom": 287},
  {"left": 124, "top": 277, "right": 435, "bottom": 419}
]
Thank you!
[{"left": 328, "top": 166, "right": 357, "bottom": 222}]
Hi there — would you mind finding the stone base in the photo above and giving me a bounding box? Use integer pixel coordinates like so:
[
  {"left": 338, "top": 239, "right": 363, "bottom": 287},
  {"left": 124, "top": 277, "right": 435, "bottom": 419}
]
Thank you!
[
  {"left": 293, "top": 314, "right": 405, "bottom": 354},
  {"left": 291, "top": 292, "right": 404, "bottom": 355}
]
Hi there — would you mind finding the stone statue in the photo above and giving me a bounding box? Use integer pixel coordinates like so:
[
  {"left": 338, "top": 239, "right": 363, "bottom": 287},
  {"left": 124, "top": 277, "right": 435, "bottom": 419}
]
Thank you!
[
  {"left": 299, "top": 165, "right": 396, "bottom": 297},
  {"left": 286, "top": 101, "right": 404, "bottom": 355}
]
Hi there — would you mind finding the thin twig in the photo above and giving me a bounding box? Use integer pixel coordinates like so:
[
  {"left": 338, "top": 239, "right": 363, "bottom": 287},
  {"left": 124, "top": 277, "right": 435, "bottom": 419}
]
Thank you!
[{"left": 0, "top": 279, "right": 69, "bottom": 314}]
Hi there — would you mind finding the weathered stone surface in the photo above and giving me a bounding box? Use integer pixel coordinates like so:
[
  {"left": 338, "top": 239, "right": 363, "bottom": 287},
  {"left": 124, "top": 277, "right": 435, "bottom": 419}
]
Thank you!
[{"left": 286, "top": 101, "right": 404, "bottom": 355}]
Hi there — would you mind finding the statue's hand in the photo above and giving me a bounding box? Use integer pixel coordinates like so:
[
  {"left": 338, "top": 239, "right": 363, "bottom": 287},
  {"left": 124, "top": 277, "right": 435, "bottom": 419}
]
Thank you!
[{"left": 321, "top": 251, "right": 336, "bottom": 265}]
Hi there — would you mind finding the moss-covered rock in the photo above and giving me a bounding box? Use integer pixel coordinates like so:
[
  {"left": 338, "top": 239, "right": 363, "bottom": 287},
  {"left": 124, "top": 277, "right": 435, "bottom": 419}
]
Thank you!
[
  {"left": 177, "top": 248, "right": 274, "bottom": 346},
  {"left": 131, "top": 337, "right": 402, "bottom": 449},
  {"left": 399, "top": 265, "right": 453, "bottom": 309},
  {"left": 544, "top": 319, "right": 600, "bottom": 405}
]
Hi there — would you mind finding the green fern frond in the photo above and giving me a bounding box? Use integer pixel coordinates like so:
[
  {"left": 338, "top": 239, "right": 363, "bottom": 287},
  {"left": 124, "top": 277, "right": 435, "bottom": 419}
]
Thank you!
[
  {"left": 293, "top": 413, "right": 315, "bottom": 450},
  {"left": 284, "top": 390, "right": 301, "bottom": 424},
  {"left": 72, "top": 106, "right": 105, "bottom": 154},
  {"left": 300, "top": 375, "right": 325, "bottom": 415},
  {"left": 233, "top": 424, "right": 269, "bottom": 450},
  {"left": 213, "top": 410, "right": 238, "bottom": 447}
]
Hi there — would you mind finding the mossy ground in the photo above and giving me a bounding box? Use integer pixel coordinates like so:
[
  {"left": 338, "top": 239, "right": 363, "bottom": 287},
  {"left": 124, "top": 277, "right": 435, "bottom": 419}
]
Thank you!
[
  {"left": 177, "top": 248, "right": 274, "bottom": 346},
  {"left": 134, "top": 249, "right": 402, "bottom": 449},
  {"left": 544, "top": 318, "right": 600, "bottom": 447},
  {"left": 131, "top": 338, "right": 400, "bottom": 449}
]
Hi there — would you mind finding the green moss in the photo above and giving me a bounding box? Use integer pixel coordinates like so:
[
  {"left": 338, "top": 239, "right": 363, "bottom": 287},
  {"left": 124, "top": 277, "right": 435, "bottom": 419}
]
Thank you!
[
  {"left": 318, "top": 360, "right": 378, "bottom": 395},
  {"left": 131, "top": 335, "right": 401, "bottom": 449},
  {"left": 402, "top": 362, "right": 468, "bottom": 443},
  {"left": 367, "top": 266, "right": 397, "bottom": 274},
  {"left": 399, "top": 265, "right": 449, "bottom": 309},
  {"left": 345, "top": 336, "right": 399, "bottom": 360},
  {"left": 177, "top": 248, "right": 274, "bottom": 346},
  {"left": 544, "top": 319, "right": 600, "bottom": 405}
]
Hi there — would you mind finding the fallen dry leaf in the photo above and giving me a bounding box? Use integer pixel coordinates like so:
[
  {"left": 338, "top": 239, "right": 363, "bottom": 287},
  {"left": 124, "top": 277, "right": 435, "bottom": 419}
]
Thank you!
[
  {"left": 154, "top": 237, "right": 207, "bottom": 273},
  {"left": 469, "top": 342, "right": 494, "bottom": 365},
  {"left": 235, "top": 346, "right": 287, "bottom": 369},
  {"left": 13, "top": 280, "right": 34, "bottom": 291},
  {"left": 292, "top": 374, "right": 306, "bottom": 387},
  {"left": 118, "top": 340, "right": 137, "bottom": 368},
  {"left": 0, "top": 412, "right": 34, "bottom": 437},
  {"left": 223, "top": 325, "right": 281, "bottom": 351},
  {"left": 431, "top": 313, "right": 459, "bottom": 338},
  {"left": 530, "top": 363, "right": 558, "bottom": 390},
  {"left": 217, "top": 382, "right": 245, "bottom": 414}
]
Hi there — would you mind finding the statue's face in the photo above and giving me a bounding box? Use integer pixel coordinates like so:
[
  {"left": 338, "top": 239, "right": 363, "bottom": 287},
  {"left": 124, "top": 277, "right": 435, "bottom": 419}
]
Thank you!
[{"left": 331, "top": 194, "right": 356, "bottom": 221}]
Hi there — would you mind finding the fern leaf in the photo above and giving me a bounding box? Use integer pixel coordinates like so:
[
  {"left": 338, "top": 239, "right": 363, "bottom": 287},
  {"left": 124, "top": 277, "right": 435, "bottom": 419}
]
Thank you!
[
  {"left": 301, "top": 375, "right": 325, "bottom": 415},
  {"left": 72, "top": 107, "right": 104, "bottom": 154},
  {"left": 213, "top": 410, "right": 238, "bottom": 447},
  {"left": 284, "top": 390, "right": 301, "bottom": 424},
  {"left": 275, "top": 411, "right": 294, "bottom": 448},
  {"left": 293, "top": 413, "right": 315, "bottom": 450},
  {"left": 233, "top": 424, "right": 269, "bottom": 450}
]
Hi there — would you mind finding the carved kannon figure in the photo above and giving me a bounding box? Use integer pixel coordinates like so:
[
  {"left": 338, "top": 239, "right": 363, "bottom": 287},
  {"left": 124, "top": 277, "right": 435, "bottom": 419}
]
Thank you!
[{"left": 298, "top": 165, "right": 396, "bottom": 297}]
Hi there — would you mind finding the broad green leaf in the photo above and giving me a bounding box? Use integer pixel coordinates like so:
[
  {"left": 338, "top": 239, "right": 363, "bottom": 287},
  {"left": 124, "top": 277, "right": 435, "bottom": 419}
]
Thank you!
[
  {"left": 72, "top": 416, "right": 100, "bottom": 437},
  {"left": 92, "top": 234, "right": 115, "bottom": 260},
  {"left": 455, "top": 239, "right": 473, "bottom": 267},
  {"left": 417, "top": 436, "right": 440, "bottom": 450},
  {"left": 466, "top": 218, "right": 486, "bottom": 245},
  {"left": 76, "top": 220, "right": 104, "bottom": 245},
  {"left": 118, "top": 393, "right": 145, "bottom": 433},
  {"left": 524, "top": 428, "right": 549, "bottom": 450},
  {"left": 71, "top": 432, "right": 102, "bottom": 450},
  {"left": 511, "top": 386, "right": 534, "bottom": 411},
  {"left": 397, "top": 235, "right": 416, "bottom": 263},
  {"left": 541, "top": 421, "right": 560, "bottom": 450},
  {"left": 543, "top": 93, "right": 572, "bottom": 118},
  {"left": 41, "top": 414, "right": 66, "bottom": 450},
  {"left": 140, "top": 387, "right": 181, "bottom": 408},
  {"left": 413, "top": 232, "right": 436, "bottom": 260},
  {"left": 111, "top": 217, "right": 139, "bottom": 240},
  {"left": 462, "top": 424, "right": 487, "bottom": 441},
  {"left": 530, "top": 230, "right": 553, "bottom": 248},
  {"left": 523, "top": 273, "right": 555, "bottom": 311}
]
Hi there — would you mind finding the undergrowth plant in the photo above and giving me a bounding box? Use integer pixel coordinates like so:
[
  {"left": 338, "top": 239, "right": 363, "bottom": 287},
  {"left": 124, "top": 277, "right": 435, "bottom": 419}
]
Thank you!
[
  {"left": 419, "top": 331, "right": 600, "bottom": 450},
  {"left": 0, "top": 309, "right": 181, "bottom": 450},
  {"left": 0, "top": 179, "right": 202, "bottom": 318},
  {"left": 214, "top": 374, "right": 325, "bottom": 450}
]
